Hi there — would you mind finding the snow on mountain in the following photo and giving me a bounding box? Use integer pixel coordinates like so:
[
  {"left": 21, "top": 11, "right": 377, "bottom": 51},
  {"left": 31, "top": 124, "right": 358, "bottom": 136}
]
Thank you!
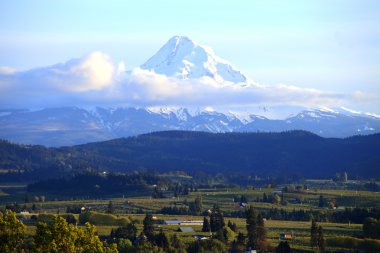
[
  {"left": 0, "top": 106, "right": 379, "bottom": 146},
  {"left": 141, "top": 36, "right": 248, "bottom": 83},
  {"left": 365, "top": 112, "right": 380, "bottom": 119},
  {"left": 147, "top": 106, "right": 191, "bottom": 121}
]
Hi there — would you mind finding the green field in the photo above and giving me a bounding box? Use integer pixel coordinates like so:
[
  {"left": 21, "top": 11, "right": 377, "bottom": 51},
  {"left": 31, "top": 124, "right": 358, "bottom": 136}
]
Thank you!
[{"left": 2, "top": 182, "right": 379, "bottom": 252}]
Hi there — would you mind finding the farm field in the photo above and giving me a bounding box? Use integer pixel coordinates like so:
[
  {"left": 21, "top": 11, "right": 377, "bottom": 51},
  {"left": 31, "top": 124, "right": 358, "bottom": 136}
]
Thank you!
[{"left": 2, "top": 182, "right": 379, "bottom": 252}]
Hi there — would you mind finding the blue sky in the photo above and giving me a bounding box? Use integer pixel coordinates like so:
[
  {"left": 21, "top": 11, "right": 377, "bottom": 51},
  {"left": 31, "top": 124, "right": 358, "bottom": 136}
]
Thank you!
[{"left": 0, "top": 0, "right": 379, "bottom": 112}]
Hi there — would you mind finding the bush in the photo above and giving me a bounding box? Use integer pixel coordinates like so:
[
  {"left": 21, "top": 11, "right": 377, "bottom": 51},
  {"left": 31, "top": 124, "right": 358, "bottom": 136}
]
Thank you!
[
  {"left": 79, "top": 211, "right": 129, "bottom": 226},
  {"left": 327, "top": 236, "right": 380, "bottom": 252}
]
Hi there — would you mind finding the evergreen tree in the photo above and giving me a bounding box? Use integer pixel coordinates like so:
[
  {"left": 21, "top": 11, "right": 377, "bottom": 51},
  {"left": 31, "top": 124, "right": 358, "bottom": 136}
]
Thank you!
[
  {"left": 231, "top": 232, "right": 246, "bottom": 253},
  {"left": 263, "top": 192, "right": 268, "bottom": 202},
  {"left": 110, "top": 223, "right": 137, "bottom": 242},
  {"left": 155, "top": 230, "right": 170, "bottom": 251},
  {"left": 256, "top": 213, "right": 268, "bottom": 249},
  {"left": 246, "top": 205, "right": 258, "bottom": 249},
  {"left": 246, "top": 206, "right": 269, "bottom": 251},
  {"left": 143, "top": 214, "right": 155, "bottom": 240},
  {"left": 107, "top": 200, "right": 115, "bottom": 214},
  {"left": 318, "top": 195, "right": 325, "bottom": 208},
  {"left": 317, "top": 225, "right": 325, "bottom": 252},
  {"left": 310, "top": 220, "right": 318, "bottom": 248},
  {"left": 209, "top": 205, "right": 225, "bottom": 232},
  {"left": 202, "top": 216, "right": 211, "bottom": 232},
  {"left": 194, "top": 196, "right": 202, "bottom": 214}
]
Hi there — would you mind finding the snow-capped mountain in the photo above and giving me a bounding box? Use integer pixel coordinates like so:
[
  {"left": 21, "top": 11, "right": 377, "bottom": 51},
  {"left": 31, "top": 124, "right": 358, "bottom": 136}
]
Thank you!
[
  {"left": 0, "top": 106, "right": 379, "bottom": 146},
  {"left": 141, "top": 36, "right": 248, "bottom": 83},
  {"left": 1, "top": 35, "right": 380, "bottom": 146}
]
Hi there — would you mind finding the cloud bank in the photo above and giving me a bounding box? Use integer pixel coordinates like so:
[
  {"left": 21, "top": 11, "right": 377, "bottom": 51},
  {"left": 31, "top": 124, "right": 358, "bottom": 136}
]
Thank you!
[{"left": 0, "top": 52, "right": 376, "bottom": 111}]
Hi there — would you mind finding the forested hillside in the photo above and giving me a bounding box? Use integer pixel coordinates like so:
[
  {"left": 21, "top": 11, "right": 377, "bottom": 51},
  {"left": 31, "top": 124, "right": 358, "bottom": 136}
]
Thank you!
[{"left": 1, "top": 131, "right": 380, "bottom": 181}]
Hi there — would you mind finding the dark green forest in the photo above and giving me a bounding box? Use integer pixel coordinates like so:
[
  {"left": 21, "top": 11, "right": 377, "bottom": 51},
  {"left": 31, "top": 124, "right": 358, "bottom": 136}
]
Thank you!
[{"left": 1, "top": 130, "right": 380, "bottom": 181}]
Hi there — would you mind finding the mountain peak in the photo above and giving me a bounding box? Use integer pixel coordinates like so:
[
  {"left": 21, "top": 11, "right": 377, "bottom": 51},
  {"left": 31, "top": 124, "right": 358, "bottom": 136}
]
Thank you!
[
  {"left": 141, "top": 36, "right": 248, "bottom": 83},
  {"left": 169, "top": 35, "right": 194, "bottom": 44}
]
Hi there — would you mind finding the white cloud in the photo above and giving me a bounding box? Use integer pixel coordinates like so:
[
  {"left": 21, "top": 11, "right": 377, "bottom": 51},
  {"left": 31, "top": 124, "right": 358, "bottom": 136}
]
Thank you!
[
  {"left": 0, "top": 51, "right": 376, "bottom": 112},
  {"left": 0, "top": 66, "right": 17, "bottom": 75},
  {"left": 46, "top": 51, "right": 115, "bottom": 92}
]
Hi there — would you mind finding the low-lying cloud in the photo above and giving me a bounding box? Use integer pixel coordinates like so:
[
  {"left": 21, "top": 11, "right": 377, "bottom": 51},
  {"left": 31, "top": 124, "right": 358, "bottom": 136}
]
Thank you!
[{"left": 0, "top": 51, "right": 375, "bottom": 111}]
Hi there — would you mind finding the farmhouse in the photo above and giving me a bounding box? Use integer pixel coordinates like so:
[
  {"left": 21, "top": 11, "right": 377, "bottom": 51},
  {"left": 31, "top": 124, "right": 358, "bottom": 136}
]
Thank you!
[{"left": 279, "top": 233, "right": 293, "bottom": 240}]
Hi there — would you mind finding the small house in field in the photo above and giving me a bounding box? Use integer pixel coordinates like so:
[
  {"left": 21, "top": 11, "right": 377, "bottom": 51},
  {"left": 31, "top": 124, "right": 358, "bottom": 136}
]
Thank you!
[
  {"left": 178, "top": 227, "right": 195, "bottom": 232},
  {"left": 279, "top": 233, "right": 293, "bottom": 240}
]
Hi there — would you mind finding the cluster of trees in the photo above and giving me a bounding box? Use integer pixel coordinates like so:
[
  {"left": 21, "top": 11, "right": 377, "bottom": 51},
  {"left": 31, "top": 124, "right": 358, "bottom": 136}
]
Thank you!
[
  {"left": 332, "top": 207, "right": 380, "bottom": 223},
  {"left": 0, "top": 210, "right": 118, "bottom": 253},
  {"left": 160, "top": 197, "right": 203, "bottom": 215},
  {"left": 169, "top": 183, "right": 198, "bottom": 197},
  {"left": 120, "top": 214, "right": 189, "bottom": 253},
  {"left": 265, "top": 208, "right": 312, "bottom": 221},
  {"left": 201, "top": 205, "right": 272, "bottom": 252},
  {"left": 27, "top": 172, "right": 171, "bottom": 196},
  {"left": 282, "top": 184, "right": 307, "bottom": 193},
  {"left": 253, "top": 192, "right": 283, "bottom": 205},
  {"left": 263, "top": 207, "right": 380, "bottom": 224}
]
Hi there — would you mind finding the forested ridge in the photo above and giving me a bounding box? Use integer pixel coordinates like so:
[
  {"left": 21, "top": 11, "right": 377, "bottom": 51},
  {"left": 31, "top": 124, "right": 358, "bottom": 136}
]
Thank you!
[{"left": 1, "top": 130, "right": 380, "bottom": 181}]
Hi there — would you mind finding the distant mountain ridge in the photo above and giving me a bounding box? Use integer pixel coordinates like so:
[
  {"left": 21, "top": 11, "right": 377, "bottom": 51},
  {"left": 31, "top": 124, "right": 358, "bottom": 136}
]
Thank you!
[
  {"left": 0, "top": 106, "right": 379, "bottom": 146},
  {"left": 1, "top": 130, "right": 380, "bottom": 179}
]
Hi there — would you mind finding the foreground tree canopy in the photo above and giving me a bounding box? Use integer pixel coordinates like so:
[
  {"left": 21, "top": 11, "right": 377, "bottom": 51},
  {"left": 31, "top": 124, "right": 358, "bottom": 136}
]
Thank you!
[{"left": 0, "top": 210, "right": 117, "bottom": 253}]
